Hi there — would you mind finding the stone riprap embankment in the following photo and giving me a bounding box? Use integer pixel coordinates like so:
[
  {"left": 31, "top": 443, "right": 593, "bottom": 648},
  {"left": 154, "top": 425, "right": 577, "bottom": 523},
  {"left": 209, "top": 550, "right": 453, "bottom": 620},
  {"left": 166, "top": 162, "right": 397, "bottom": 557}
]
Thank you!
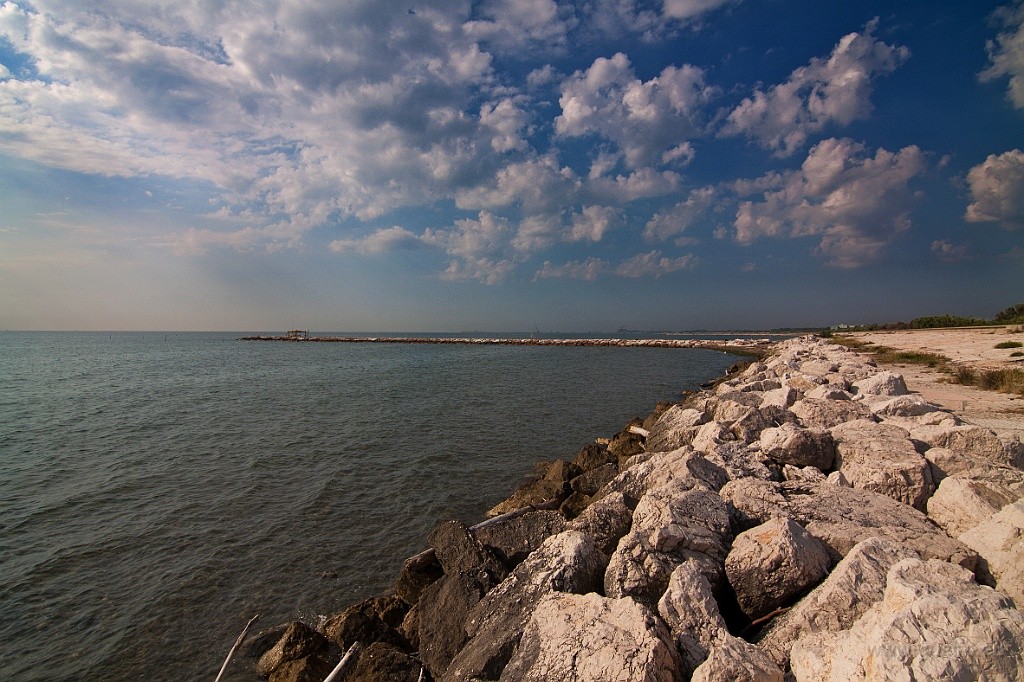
[
  {"left": 244, "top": 336, "right": 1024, "bottom": 682},
  {"left": 239, "top": 335, "right": 774, "bottom": 354}
]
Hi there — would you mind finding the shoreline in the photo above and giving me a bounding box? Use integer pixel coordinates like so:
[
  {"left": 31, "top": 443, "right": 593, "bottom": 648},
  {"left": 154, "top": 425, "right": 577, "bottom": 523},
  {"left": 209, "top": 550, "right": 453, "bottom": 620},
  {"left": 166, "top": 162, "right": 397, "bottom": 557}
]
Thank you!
[{"left": 237, "top": 333, "right": 1024, "bottom": 682}]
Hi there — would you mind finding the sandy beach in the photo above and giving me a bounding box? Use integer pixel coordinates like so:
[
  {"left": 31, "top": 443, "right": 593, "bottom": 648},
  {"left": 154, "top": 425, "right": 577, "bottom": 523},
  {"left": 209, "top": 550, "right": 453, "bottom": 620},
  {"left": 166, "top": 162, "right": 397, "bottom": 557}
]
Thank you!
[{"left": 840, "top": 326, "right": 1024, "bottom": 437}]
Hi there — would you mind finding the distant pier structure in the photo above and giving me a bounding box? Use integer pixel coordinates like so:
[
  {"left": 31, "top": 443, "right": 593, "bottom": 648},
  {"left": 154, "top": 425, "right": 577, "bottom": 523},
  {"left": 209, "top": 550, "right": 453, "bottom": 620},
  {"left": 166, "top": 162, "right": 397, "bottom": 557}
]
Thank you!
[{"left": 285, "top": 329, "right": 309, "bottom": 339}]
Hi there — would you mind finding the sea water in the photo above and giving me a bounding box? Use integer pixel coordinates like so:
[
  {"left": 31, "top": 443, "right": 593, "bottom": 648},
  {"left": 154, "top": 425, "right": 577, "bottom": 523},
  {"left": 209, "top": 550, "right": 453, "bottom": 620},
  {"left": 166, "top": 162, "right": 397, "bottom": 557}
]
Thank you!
[{"left": 0, "top": 331, "right": 741, "bottom": 680}]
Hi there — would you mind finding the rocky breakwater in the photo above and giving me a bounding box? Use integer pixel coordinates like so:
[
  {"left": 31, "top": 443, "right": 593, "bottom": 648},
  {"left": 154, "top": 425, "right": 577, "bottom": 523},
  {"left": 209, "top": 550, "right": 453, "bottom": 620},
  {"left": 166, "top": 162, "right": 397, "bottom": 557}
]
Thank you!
[{"left": 242, "top": 336, "right": 1024, "bottom": 681}]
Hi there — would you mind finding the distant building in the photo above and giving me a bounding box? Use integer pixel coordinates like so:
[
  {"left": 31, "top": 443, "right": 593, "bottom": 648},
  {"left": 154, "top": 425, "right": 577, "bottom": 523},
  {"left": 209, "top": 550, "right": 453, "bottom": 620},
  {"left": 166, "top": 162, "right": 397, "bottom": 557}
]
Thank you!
[{"left": 286, "top": 329, "right": 309, "bottom": 339}]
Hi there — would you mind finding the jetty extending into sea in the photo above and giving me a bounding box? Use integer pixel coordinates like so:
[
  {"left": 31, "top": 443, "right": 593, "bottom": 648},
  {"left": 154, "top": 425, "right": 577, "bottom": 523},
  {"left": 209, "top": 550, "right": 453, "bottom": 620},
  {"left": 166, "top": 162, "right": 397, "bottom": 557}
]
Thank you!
[{"left": 239, "top": 334, "right": 774, "bottom": 355}]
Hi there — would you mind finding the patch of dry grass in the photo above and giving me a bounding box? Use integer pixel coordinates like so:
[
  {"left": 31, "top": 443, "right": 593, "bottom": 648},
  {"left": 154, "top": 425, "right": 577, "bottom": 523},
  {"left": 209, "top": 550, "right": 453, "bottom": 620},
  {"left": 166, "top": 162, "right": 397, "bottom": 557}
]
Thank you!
[{"left": 830, "top": 335, "right": 1024, "bottom": 397}]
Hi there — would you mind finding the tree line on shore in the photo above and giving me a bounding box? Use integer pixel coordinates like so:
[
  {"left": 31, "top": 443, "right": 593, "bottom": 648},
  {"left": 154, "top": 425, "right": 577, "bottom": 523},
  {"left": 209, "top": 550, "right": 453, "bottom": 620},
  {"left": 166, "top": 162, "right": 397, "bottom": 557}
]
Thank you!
[{"left": 827, "top": 303, "right": 1024, "bottom": 333}]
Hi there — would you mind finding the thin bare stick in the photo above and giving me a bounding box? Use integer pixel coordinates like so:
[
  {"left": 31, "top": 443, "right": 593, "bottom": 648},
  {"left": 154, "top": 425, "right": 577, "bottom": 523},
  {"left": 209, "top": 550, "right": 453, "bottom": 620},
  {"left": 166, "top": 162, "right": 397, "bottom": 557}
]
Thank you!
[
  {"left": 741, "top": 606, "right": 791, "bottom": 636},
  {"left": 323, "top": 642, "right": 363, "bottom": 682},
  {"left": 418, "top": 666, "right": 425, "bottom": 682},
  {"left": 214, "top": 614, "right": 260, "bottom": 682}
]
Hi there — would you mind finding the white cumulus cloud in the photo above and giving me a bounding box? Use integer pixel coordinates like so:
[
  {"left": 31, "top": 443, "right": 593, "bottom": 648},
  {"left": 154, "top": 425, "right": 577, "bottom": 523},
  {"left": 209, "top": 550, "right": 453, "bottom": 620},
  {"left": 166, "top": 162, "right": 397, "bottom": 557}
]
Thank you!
[
  {"left": 721, "top": 19, "right": 909, "bottom": 157},
  {"left": 732, "top": 137, "right": 926, "bottom": 267},
  {"left": 556, "top": 52, "right": 715, "bottom": 168},
  {"left": 965, "top": 149, "right": 1024, "bottom": 230},
  {"left": 981, "top": 1, "right": 1024, "bottom": 109}
]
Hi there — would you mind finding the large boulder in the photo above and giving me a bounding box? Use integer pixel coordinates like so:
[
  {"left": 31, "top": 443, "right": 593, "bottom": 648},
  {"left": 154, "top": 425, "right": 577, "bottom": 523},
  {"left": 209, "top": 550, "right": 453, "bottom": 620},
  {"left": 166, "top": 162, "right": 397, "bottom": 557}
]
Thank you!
[
  {"left": 645, "top": 406, "right": 708, "bottom": 453},
  {"left": 486, "top": 460, "right": 579, "bottom": 517},
  {"left": 725, "top": 517, "right": 831, "bottom": 620},
  {"left": 829, "top": 419, "right": 934, "bottom": 510},
  {"left": 692, "top": 635, "right": 783, "bottom": 682},
  {"left": 851, "top": 370, "right": 908, "bottom": 397},
  {"left": 924, "top": 446, "right": 1024, "bottom": 493},
  {"left": 323, "top": 596, "right": 409, "bottom": 652},
  {"left": 606, "top": 482, "right": 731, "bottom": 607},
  {"left": 341, "top": 642, "right": 422, "bottom": 682},
  {"left": 417, "top": 522, "right": 508, "bottom": 678},
  {"left": 720, "top": 478, "right": 976, "bottom": 568},
  {"left": 790, "top": 558, "right": 1024, "bottom": 681},
  {"left": 444, "top": 531, "right": 607, "bottom": 681},
  {"left": 756, "top": 536, "right": 917, "bottom": 668},
  {"left": 657, "top": 561, "right": 727, "bottom": 674},
  {"left": 256, "top": 622, "right": 333, "bottom": 680},
  {"left": 567, "top": 490, "right": 635, "bottom": 555},
  {"left": 597, "top": 447, "right": 727, "bottom": 501},
  {"left": 790, "top": 398, "right": 873, "bottom": 429},
  {"left": 759, "top": 422, "right": 835, "bottom": 470},
  {"left": 473, "top": 509, "right": 566, "bottom": 569},
  {"left": 499, "top": 593, "right": 684, "bottom": 682},
  {"left": 926, "top": 476, "right": 1015, "bottom": 538},
  {"left": 911, "top": 423, "right": 1022, "bottom": 468},
  {"left": 959, "top": 499, "right": 1024, "bottom": 607}
]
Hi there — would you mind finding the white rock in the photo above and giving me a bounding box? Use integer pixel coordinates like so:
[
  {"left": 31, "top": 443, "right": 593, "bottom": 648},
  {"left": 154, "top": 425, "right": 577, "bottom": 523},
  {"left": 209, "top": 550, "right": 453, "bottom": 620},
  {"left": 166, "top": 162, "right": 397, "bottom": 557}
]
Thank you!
[
  {"left": 657, "top": 561, "right": 726, "bottom": 674},
  {"left": 725, "top": 517, "right": 831, "bottom": 619},
  {"left": 499, "top": 593, "right": 683, "bottom": 682},
  {"left": 911, "top": 423, "right": 1017, "bottom": 468},
  {"left": 692, "top": 634, "right": 783, "bottom": 682},
  {"left": 790, "top": 558, "right": 1024, "bottom": 682},
  {"left": 852, "top": 371, "right": 908, "bottom": 397},
  {"left": 926, "top": 476, "right": 1014, "bottom": 538},
  {"left": 760, "top": 422, "right": 835, "bottom": 469},
  {"left": 606, "top": 482, "right": 731, "bottom": 607},
  {"left": 959, "top": 499, "right": 1024, "bottom": 608},
  {"left": 830, "top": 419, "right": 934, "bottom": 510},
  {"left": 756, "top": 536, "right": 917, "bottom": 668}
]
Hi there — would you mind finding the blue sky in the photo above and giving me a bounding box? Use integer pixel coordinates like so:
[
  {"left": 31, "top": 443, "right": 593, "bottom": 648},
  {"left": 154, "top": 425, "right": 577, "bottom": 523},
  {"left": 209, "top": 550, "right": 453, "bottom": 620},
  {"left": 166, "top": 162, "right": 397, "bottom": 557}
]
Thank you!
[{"left": 1, "top": 0, "right": 1022, "bottom": 332}]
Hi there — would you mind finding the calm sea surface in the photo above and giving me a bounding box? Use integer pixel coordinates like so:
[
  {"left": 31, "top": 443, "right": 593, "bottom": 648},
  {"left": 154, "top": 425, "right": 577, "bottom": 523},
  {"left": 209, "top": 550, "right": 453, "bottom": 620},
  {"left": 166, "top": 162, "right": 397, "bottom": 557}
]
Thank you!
[{"left": 0, "top": 331, "right": 741, "bottom": 680}]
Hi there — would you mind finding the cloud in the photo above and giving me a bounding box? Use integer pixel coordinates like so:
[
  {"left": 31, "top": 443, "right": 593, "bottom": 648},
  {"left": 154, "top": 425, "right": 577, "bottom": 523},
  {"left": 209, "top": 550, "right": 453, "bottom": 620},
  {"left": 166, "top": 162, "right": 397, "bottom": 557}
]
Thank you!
[
  {"left": 965, "top": 149, "right": 1024, "bottom": 230},
  {"left": 580, "top": 0, "right": 738, "bottom": 40},
  {"left": 615, "top": 250, "right": 698, "bottom": 277},
  {"left": 329, "top": 226, "right": 426, "bottom": 255},
  {"left": 534, "top": 257, "right": 608, "bottom": 281},
  {"left": 556, "top": 52, "right": 715, "bottom": 168},
  {"left": 455, "top": 153, "right": 582, "bottom": 212},
  {"left": 721, "top": 19, "right": 909, "bottom": 156},
  {"left": 533, "top": 250, "right": 697, "bottom": 281},
  {"left": 732, "top": 137, "right": 926, "bottom": 267},
  {"left": 930, "top": 239, "right": 972, "bottom": 264},
  {"left": 0, "top": 1, "right": 514, "bottom": 242},
  {"left": 981, "top": 1, "right": 1024, "bottom": 109},
  {"left": 569, "top": 205, "right": 624, "bottom": 242},
  {"left": 463, "top": 0, "right": 578, "bottom": 54},
  {"left": 644, "top": 186, "right": 716, "bottom": 241}
]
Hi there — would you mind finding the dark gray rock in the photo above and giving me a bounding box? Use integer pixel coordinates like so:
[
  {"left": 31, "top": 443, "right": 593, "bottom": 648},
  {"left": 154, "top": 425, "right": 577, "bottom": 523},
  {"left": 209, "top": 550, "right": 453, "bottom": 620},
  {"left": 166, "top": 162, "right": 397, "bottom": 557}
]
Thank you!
[
  {"left": 473, "top": 509, "right": 566, "bottom": 569},
  {"left": 570, "top": 462, "right": 619, "bottom": 496},
  {"left": 323, "top": 597, "right": 410, "bottom": 652},
  {"left": 485, "top": 460, "right": 579, "bottom": 517},
  {"left": 571, "top": 442, "right": 617, "bottom": 473},
  {"left": 444, "top": 531, "right": 607, "bottom": 681},
  {"left": 340, "top": 642, "right": 421, "bottom": 682},
  {"left": 256, "top": 622, "right": 332, "bottom": 679},
  {"left": 567, "top": 490, "right": 635, "bottom": 555}
]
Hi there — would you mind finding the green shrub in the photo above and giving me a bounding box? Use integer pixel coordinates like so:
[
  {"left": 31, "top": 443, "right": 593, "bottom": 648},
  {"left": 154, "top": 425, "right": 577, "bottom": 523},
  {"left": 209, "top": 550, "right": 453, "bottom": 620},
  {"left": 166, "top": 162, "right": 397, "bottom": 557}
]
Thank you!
[
  {"left": 1012, "top": 351, "right": 1024, "bottom": 357},
  {"left": 995, "top": 341, "right": 1023, "bottom": 349},
  {"left": 909, "top": 315, "right": 988, "bottom": 329},
  {"left": 994, "top": 303, "right": 1024, "bottom": 324}
]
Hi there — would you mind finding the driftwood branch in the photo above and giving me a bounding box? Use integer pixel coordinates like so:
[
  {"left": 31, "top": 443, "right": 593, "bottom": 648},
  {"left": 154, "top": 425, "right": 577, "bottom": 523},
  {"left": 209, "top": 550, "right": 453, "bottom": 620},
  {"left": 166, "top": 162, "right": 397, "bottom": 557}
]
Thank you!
[
  {"left": 323, "top": 642, "right": 363, "bottom": 682},
  {"left": 741, "top": 606, "right": 791, "bottom": 636},
  {"left": 214, "top": 614, "right": 260, "bottom": 682},
  {"left": 628, "top": 425, "right": 650, "bottom": 438}
]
